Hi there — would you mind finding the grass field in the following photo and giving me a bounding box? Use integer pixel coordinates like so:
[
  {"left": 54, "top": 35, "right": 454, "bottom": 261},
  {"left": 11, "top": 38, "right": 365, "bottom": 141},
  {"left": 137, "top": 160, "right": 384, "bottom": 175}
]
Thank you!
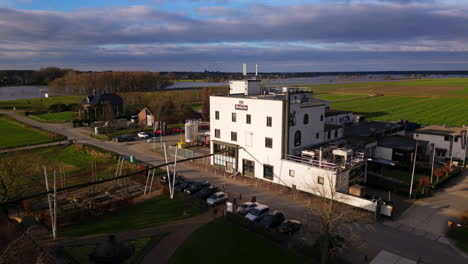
[
  {"left": 299, "top": 78, "right": 468, "bottom": 96},
  {"left": 314, "top": 94, "right": 367, "bottom": 101},
  {"left": 61, "top": 195, "right": 204, "bottom": 237},
  {"left": 0, "top": 114, "right": 56, "bottom": 149},
  {"left": 65, "top": 235, "right": 163, "bottom": 264},
  {"left": 33, "top": 111, "right": 77, "bottom": 122},
  {"left": 330, "top": 96, "right": 468, "bottom": 126},
  {"left": 0, "top": 96, "right": 82, "bottom": 110},
  {"left": 0, "top": 144, "right": 133, "bottom": 200},
  {"left": 170, "top": 218, "right": 315, "bottom": 264}
]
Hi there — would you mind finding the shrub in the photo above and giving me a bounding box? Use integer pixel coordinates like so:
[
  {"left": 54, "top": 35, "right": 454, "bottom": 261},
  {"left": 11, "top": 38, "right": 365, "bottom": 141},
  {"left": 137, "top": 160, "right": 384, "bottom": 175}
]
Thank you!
[
  {"left": 48, "top": 103, "right": 67, "bottom": 113},
  {"left": 67, "top": 103, "right": 80, "bottom": 111}
]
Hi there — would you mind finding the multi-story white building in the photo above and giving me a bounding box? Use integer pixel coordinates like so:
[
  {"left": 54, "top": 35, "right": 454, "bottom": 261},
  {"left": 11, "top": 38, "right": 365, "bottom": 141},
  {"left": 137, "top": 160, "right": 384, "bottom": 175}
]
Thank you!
[
  {"left": 209, "top": 80, "right": 387, "bottom": 213},
  {"left": 414, "top": 125, "right": 467, "bottom": 162}
]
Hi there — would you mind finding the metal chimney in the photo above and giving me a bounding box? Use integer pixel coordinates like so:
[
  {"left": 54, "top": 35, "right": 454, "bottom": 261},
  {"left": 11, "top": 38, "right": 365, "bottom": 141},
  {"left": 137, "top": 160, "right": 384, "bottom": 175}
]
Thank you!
[
  {"left": 243, "top": 63, "right": 247, "bottom": 76},
  {"left": 255, "top": 64, "right": 258, "bottom": 76}
]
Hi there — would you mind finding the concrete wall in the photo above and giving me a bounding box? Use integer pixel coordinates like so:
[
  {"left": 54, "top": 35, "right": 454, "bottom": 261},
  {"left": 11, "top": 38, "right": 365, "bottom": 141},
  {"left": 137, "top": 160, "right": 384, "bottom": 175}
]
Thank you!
[
  {"left": 375, "top": 146, "right": 393, "bottom": 160},
  {"left": 415, "top": 133, "right": 467, "bottom": 161}
]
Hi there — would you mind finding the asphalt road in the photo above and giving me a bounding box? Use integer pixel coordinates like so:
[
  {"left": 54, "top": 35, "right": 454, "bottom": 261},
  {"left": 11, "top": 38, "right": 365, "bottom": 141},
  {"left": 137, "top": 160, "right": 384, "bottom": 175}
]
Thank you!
[{"left": 2, "top": 110, "right": 467, "bottom": 264}]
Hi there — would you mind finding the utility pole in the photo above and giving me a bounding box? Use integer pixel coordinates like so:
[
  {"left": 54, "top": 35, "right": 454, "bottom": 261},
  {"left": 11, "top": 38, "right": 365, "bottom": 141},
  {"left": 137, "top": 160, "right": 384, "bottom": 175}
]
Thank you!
[
  {"left": 409, "top": 139, "right": 419, "bottom": 199},
  {"left": 43, "top": 167, "right": 57, "bottom": 240},
  {"left": 430, "top": 143, "right": 436, "bottom": 184}
]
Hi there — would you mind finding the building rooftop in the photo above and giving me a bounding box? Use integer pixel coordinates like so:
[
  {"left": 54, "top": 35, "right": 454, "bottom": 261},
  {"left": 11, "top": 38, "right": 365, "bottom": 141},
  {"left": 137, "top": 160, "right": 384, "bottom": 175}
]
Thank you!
[
  {"left": 344, "top": 121, "right": 404, "bottom": 138},
  {"left": 378, "top": 135, "right": 417, "bottom": 151},
  {"left": 415, "top": 125, "right": 466, "bottom": 136},
  {"left": 212, "top": 92, "right": 328, "bottom": 107},
  {"left": 325, "top": 109, "right": 353, "bottom": 117}
]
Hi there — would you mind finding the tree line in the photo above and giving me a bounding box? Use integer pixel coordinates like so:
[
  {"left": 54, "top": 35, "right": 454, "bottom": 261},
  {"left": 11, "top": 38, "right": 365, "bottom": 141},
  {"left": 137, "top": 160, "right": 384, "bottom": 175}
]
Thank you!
[
  {"left": 49, "top": 71, "right": 174, "bottom": 95},
  {"left": 0, "top": 67, "right": 72, "bottom": 86}
]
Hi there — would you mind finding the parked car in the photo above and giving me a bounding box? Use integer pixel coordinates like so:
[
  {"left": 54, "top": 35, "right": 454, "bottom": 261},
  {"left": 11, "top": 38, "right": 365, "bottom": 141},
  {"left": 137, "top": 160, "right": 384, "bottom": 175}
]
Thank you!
[
  {"left": 194, "top": 186, "right": 219, "bottom": 199},
  {"left": 245, "top": 204, "right": 270, "bottom": 221},
  {"left": 206, "top": 192, "right": 228, "bottom": 206},
  {"left": 160, "top": 173, "right": 182, "bottom": 185},
  {"left": 174, "top": 181, "right": 193, "bottom": 192},
  {"left": 113, "top": 134, "right": 134, "bottom": 142},
  {"left": 259, "top": 211, "right": 285, "bottom": 229},
  {"left": 171, "top": 127, "right": 184, "bottom": 133},
  {"left": 237, "top": 202, "right": 259, "bottom": 215},
  {"left": 184, "top": 181, "right": 210, "bottom": 195},
  {"left": 277, "top": 220, "right": 302, "bottom": 235},
  {"left": 147, "top": 137, "right": 159, "bottom": 143},
  {"left": 137, "top": 132, "right": 150, "bottom": 138}
]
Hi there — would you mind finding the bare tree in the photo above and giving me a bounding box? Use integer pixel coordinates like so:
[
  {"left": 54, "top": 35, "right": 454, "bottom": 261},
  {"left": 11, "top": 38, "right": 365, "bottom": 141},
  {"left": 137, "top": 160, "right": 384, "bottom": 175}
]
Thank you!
[{"left": 306, "top": 171, "right": 370, "bottom": 264}]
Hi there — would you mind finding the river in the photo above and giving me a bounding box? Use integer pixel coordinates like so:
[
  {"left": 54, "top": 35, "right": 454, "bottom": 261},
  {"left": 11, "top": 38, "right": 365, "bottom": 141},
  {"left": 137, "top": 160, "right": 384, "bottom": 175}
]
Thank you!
[{"left": 1, "top": 74, "right": 466, "bottom": 101}]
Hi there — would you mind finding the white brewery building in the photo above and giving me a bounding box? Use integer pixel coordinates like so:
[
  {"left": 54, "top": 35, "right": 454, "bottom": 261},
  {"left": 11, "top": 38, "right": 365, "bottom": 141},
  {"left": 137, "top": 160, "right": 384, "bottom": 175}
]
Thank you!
[{"left": 209, "top": 74, "right": 391, "bottom": 214}]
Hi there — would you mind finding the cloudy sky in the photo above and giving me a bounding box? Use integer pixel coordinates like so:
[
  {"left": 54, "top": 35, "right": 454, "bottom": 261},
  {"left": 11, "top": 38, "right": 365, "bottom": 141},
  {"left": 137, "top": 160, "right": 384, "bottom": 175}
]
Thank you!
[{"left": 1, "top": 0, "right": 468, "bottom": 72}]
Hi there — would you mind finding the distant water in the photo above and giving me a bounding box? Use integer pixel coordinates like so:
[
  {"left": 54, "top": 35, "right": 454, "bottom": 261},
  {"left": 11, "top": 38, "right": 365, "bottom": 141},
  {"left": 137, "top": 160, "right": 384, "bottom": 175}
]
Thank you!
[
  {"left": 1, "top": 74, "right": 466, "bottom": 101},
  {"left": 0, "top": 86, "right": 51, "bottom": 101}
]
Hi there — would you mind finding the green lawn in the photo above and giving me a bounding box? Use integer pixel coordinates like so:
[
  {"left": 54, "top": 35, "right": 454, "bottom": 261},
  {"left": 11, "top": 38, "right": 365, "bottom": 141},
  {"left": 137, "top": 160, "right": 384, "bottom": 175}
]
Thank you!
[
  {"left": 314, "top": 94, "right": 366, "bottom": 101},
  {"left": 299, "top": 78, "right": 468, "bottom": 93},
  {"left": 60, "top": 195, "right": 204, "bottom": 237},
  {"left": 65, "top": 235, "right": 163, "bottom": 264},
  {"left": 170, "top": 218, "right": 315, "bottom": 264},
  {"left": 331, "top": 96, "right": 468, "bottom": 126},
  {"left": 0, "top": 144, "right": 126, "bottom": 200},
  {"left": 0, "top": 114, "right": 55, "bottom": 149},
  {"left": 0, "top": 96, "right": 82, "bottom": 111},
  {"left": 33, "top": 111, "right": 77, "bottom": 122}
]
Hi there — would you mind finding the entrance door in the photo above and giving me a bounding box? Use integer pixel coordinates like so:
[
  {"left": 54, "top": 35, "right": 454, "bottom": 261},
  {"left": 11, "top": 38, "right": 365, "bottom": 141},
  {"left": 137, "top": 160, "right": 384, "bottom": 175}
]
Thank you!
[{"left": 242, "top": 159, "right": 255, "bottom": 177}]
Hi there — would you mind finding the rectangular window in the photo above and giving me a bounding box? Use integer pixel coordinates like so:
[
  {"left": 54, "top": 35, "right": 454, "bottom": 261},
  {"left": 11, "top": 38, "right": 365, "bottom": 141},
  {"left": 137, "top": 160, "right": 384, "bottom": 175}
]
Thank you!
[
  {"left": 215, "top": 111, "right": 219, "bottom": 120},
  {"left": 263, "top": 164, "right": 274, "bottom": 180},
  {"left": 232, "top": 113, "right": 236, "bottom": 122},
  {"left": 246, "top": 114, "right": 251, "bottom": 124},
  {"left": 231, "top": 131, "right": 237, "bottom": 142},
  {"left": 266, "top": 116, "right": 272, "bottom": 127},
  {"left": 289, "top": 169, "right": 295, "bottom": 177},
  {"left": 318, "top": 176, "right": 324, "bottom": 185},
  {"left": 265, "top": 137, "right": 273, "bottom": 148},
  {"left": 444, "top": 136, "right": 450, "bottom": 141},
  {"left": 215, "top": 129, "right": 220, "bottom": 138}
]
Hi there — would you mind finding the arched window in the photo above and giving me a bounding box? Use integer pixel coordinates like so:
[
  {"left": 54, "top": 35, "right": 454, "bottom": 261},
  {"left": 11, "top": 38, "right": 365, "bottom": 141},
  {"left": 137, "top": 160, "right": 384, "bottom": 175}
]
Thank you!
[
  {"left": 294, "top": 130, "right": 301, "bottom": 147},
  {"left": 303, "top": 114, "right": 309, "bottom": 125}
]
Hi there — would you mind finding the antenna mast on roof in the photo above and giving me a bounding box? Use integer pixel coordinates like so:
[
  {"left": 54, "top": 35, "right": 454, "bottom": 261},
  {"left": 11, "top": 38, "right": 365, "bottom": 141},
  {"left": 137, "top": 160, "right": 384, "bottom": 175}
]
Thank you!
[{"left": 243, "top": 63, "right": 247, "bottom": 79}]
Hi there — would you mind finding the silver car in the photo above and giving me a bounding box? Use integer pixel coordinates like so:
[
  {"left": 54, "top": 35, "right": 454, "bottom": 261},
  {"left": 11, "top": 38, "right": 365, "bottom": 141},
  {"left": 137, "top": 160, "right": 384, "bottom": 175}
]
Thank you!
[
  {"left": 237, "top": 202, "right": 258, "bottom": 215},
  {"left": 206, "top": 192, "right": 228, "bottom": 206},
  {"left": 245, "top": 204, "right": 270, "bottom": 221}
]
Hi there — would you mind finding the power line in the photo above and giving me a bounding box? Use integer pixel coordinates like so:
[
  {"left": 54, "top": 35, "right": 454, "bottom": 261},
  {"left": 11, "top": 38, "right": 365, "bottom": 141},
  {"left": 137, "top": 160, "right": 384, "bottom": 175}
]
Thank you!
[{"left": 1, "top": 148, "right": 238, "bottom": 206}]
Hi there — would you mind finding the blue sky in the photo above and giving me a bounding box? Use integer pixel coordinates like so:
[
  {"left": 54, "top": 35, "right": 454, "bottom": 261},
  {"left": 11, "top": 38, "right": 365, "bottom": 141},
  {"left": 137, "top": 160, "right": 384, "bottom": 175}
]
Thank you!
[{"left": 1, "top": 0, "right": 468, "bottom": 71}]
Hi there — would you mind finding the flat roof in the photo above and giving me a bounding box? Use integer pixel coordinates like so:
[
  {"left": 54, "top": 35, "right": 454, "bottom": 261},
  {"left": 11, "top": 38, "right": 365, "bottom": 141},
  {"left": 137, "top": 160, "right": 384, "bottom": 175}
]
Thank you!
[
  {"left": 344, "top": 121, "right": 404, "bottom": 138},
  {"left": 377, "top": 135, "right": 417, "bottom": 151},
  {"left": 211, "top": 93, "right": 327, "bottom": 107},
  {"left": 415, "top": 125, "right": 466, "bottom": 136},
  {"left": 325, "top": 109, "right": 353, "bottom": 117}
]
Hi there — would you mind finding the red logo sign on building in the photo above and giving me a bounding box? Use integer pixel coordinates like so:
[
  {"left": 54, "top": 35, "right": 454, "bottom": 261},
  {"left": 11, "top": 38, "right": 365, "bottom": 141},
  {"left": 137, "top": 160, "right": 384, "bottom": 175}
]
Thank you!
[{"left": 235, "top": 100, "right": 248, "bottom": 110}]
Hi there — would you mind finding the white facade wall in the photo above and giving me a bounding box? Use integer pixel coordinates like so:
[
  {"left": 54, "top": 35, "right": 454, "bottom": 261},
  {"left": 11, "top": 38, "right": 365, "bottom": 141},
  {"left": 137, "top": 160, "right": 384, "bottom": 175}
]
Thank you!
[
  {"left": 228, "top": 80, "right": 262, "bottom": 95},
  {"left": 414, "top": 133, "right": 467, "bottom": 160},
  {"left": 325, "top": 113, "right": 354, "bottom": 125},
  {"left": 210, "top": 96, "right": 284, "bottom": 174},
  {"left": 288, "top": 95, "right": 326, "bottom": 155},
  {"left": 375, "top": 146, "right": 393, "bottom": 160}
]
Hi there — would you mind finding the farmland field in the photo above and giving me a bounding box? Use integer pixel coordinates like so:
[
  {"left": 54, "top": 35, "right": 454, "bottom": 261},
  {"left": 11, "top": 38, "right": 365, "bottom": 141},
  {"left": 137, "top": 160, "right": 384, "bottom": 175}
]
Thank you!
[
  {"left": 314, "top": 93, "right": 366, "bottom": 101},
  {"left": 0, "top": 114, "right": 58, "bottom": 149},
  {"left": 330, "top": 96, "right": 468, "bottom": 126},
  {"left": 301, "top": 78, "right": 468, "bottom": 96}
]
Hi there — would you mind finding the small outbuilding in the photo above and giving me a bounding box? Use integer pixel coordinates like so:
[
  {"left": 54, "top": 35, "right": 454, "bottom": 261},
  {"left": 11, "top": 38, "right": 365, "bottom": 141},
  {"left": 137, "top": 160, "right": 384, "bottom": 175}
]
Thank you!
[{"left": 138, "top": 107, "right": 155, "bottom": 127}]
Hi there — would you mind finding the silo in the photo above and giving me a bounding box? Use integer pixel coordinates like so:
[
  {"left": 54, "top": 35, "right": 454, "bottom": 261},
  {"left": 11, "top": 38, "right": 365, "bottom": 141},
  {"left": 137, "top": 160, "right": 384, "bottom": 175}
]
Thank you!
[{"left": 185, "top": 120, "right": 199, "bottom": 143}]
